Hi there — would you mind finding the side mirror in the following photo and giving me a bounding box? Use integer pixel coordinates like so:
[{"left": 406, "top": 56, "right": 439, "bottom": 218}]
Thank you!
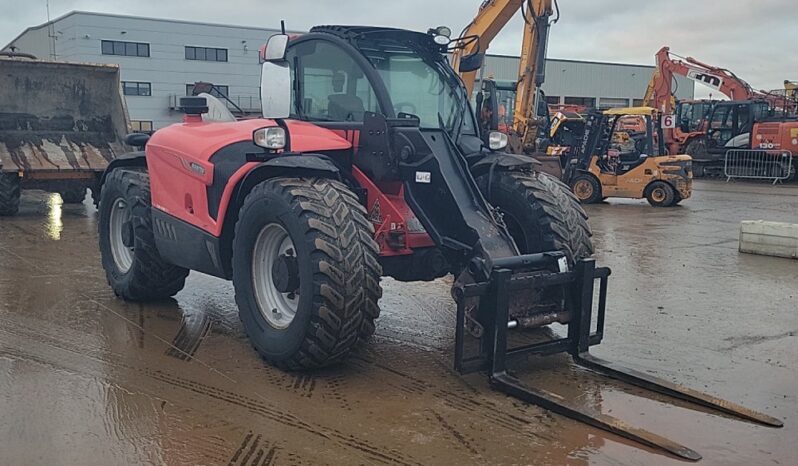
[
  {"left": 124, "top": 132, "right": 150, "bottom": 147},
  {"left": 259, "top": 34, "right": 291, "bottom": 119},
  {"left": 458, "top": 52, "right": 484, "bottom": 73},
  {"left": 259, "top": 34, "right": 288, "bottom": 63}
]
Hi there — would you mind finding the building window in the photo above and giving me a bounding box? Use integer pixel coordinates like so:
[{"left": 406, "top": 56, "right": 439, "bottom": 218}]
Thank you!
[
  {"left": 130, "top": 120, "right": 153, "bottom": 133},
  {"left": 122, "top": 81, "right": 151, "bottom": 96},
  {"left": 633, "top": 99, "right": 645, "bottom": 107},
  {"left": 564, "top": 97, "right": 596, "bottom": 107},
  {"left": 187, "top": 84, "right": 229, "bottom": 98},
  {"left": 101, "top": 40, "right": 149, "bottom": 57},
  {"left": 545, "top": 96, "right": 561, "bottom": 105},
  {"left": 598, "top": 97, "right": 630, "bottom": 109},
  {"left": 185, "top": 46, "right": 228, "bottom": 62}
]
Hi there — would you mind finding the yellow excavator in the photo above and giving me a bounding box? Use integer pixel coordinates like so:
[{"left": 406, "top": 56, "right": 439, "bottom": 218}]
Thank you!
[
  {"left": 451, "top": 0, "right": 559, "bottom": 175},
  {"left": 786, "top": 80, "right": 798, "bottom": 99}
]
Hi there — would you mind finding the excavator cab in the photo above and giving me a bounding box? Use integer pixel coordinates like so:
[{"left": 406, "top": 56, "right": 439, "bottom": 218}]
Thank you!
[{"left": 565, "top": 107, "right": 693, "bottom": 207}]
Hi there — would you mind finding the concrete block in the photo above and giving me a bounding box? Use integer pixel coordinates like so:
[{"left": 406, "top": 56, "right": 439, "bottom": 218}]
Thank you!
[{"left": 739, "top": 220, "right": 798, "bottom": 259}]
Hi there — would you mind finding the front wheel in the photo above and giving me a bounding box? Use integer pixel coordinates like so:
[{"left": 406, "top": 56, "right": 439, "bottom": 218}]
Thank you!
[
  {"left": 232, "top": 177, "right": 382, "bottom": 371},
  {"left": 478, "top": 170, "right": 594, "bottom": 263},
  {"left": 645, "top": 181, "right": 677, "bottom": 207},
  {"left": 570, "top": 174, "right": 603, "bottom": 204}
]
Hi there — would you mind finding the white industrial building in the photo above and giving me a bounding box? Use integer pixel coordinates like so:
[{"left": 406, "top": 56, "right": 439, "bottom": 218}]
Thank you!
[{"left": 4, "top": 11, "right": 694, "bottom": 130}]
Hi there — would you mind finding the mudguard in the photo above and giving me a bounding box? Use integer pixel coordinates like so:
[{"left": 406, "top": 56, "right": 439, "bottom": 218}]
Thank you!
[
  {"left": 234, "top": 153, "right": 342, "bottom": 207},
  {"left": 469, "top": 152, "right": 541, "bottom": 178},
  {"left": 99, "top": 151, "right": 147, "bottom": 189}
]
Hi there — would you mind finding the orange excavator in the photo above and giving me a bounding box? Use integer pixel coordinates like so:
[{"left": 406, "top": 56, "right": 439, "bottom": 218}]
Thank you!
[{"left": 643, "top": 47, "right": 798, "bottom": 176}]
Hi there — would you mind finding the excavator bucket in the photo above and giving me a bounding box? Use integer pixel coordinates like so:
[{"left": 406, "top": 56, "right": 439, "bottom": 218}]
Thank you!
[{"left": 0, "top": 58, "right": 129, "bottom": 178}]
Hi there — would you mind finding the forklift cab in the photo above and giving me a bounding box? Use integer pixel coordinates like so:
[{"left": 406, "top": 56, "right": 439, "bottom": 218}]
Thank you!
[{"left": 598, "top": 107, "right": 667, "bottom": 175}]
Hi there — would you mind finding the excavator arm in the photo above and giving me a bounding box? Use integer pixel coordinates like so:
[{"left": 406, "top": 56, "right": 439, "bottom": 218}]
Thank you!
[
  {"left": 452, "top": 0, "right": 556, "bottom": 151},
  {"left": 644, "top": 46, "right": 774, "bottom": 113}
]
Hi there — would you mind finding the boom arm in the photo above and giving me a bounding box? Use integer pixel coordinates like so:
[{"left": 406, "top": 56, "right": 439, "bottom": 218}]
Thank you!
[{"left": 644, "top": 46, "right": 772, "bottom": 113}]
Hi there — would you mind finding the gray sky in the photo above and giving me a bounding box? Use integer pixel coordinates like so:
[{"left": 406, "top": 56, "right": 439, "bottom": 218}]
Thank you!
[{"left": 3, "top": 0, "right": 795, "bottom": 98}]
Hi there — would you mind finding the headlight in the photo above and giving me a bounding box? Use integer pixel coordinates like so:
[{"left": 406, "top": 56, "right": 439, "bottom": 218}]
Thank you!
[
  {"left": 488, "top": 131, "right": 508, "bottom": 151},
  {"left": 253, "top": 127, "right": 286, "bottom": 149}
]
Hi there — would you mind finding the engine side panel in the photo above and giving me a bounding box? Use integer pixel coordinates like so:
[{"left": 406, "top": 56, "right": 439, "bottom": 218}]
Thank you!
[{"left": 753, "top": 121, "right": 798, "bottom": 153}]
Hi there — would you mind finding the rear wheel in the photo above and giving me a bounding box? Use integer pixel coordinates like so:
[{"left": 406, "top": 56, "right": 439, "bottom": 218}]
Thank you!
[
  {"left": 479, "top": 170, "right": 593, "bottom": 263},
  {"left": 98, "top": 169, "right": 189, "bottom": 300},
  {"left": 232, "top": 177, "right": 382, "bottom": 371},
  {"left": 645, "top": 181, "right": 677, "bottom": 207},
  {"left": 0, "top": 172, "right": 21, "bottom": 216},
  {"left": 570, "top": 174, "right": 603, "bottom": 204},
  {"left": 59, "top": 185, "right": 86, "bottom": 204}
]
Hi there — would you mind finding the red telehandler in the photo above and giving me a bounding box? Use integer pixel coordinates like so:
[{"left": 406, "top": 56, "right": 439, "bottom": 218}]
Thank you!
[
  {"left": 644, "top": 46, "right": 798, "bottom": 177},
  {"left": 96, "top": 25, "right": 781, "bottom": 460}
]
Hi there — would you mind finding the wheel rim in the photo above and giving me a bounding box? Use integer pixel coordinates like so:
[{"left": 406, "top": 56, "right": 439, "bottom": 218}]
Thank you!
[
  {"left": 252, "top": 223, "right": 300, "bottom": 330},
  {"left": 650, "top": 187, "right": 667, "bottom": 203},
  {"left": 109, "top": 197, "right": 134, "bottom": 273},
  {"left": 573, "top": 179, "right": 594, "bottom": 201}
]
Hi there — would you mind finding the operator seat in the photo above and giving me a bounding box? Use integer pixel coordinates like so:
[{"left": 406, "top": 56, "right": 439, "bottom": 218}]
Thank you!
[{"left": 328, "top": 94, "right": 365, "bottom": 121}]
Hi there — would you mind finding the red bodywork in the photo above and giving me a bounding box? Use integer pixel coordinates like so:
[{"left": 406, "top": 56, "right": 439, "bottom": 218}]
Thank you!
[
  {"left": 752, "top": 121, "right": 798, "bottom": 152},
  {"left": 145, "top": 115, "right": 432, "bottom": 256}
]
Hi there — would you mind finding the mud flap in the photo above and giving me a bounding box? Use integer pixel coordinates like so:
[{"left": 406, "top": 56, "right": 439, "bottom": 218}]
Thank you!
[{"left": 531, "top": 155, "right": 563, "bottom": 179}]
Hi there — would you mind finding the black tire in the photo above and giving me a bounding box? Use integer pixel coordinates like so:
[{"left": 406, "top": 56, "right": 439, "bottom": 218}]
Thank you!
[
  {"left": 570, "top": 174, "right": 603, "bottom": 204},
  {"left": 0, "top": 172, "right": 21, "bottom": 216},
  {"left": 232, "top": 177, "right": 382, "bottom": 371},
  {"left": 59, "top": 186, "right": 86, "bottom": 204},
  {"left": 479, "top": 170, "right": 594, "bottom": 263},
  {"left": 684, "top": 139, "right": 708, "bottom": 178},
  {"left": 91, "top": 180, "right": 102, "bottom": 208},
  {"left": 645, "top": 181, "right": 677, "bottom": 207},
  {"left": 98, "top": 169, "right": 189, "bottom": 300}
]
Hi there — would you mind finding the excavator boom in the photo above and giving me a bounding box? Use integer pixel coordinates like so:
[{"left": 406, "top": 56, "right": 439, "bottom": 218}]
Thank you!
[{"left": 452, "top": 0, "right": 556, "bottom": 151}]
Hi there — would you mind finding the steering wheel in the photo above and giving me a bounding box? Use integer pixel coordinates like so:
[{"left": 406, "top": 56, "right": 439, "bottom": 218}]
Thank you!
[
  {"left": 634, "top": 137, "right": 647, "bottom": 154},
  {"left": 393, "top": 102, "right": 418, "bottom": 115}
]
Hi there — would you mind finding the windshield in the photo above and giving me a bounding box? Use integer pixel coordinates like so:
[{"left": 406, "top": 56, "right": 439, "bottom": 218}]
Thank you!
[{"left": 359, "top": 40, "right": 475, "bottom": 133}]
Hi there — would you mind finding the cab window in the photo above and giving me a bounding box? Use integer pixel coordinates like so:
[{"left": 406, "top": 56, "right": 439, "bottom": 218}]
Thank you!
[{"left": 285, "top": 40, "right": 380, "bottom": 121}]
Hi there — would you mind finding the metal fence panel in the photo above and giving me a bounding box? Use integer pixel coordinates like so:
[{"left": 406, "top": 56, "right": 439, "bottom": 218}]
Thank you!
[{"left": 724, "top": 149, "right": 794, "bottom": 184}]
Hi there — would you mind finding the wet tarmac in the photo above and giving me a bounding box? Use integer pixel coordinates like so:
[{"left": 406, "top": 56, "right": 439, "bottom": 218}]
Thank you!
[{"left": 1, "top": 180, "right": 797, "bottom": 465}]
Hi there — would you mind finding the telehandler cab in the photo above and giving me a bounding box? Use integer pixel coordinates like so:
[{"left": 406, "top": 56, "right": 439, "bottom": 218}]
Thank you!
[{"left": 97, "top": 25, "right": 780, "bottom": 460}]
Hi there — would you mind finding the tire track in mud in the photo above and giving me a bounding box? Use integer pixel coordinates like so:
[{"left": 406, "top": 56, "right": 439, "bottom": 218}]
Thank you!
[
  {"left": 229, "top": 431, "right": 279, "bottom": 466},
  {"left": 351, "top": 345, "right": 552, "bottom": 439},
  {"left": 1, "top": 239, "right": 547, "bottom": 457},
  {"left": 429, "top": 410, "right": 482, "bottom": 457},
  {"left": 165, "top": 311, "right": 213, "bottom": 361},
  {"left": 0, "top": 316, "right": 420, "bottom": 466}
]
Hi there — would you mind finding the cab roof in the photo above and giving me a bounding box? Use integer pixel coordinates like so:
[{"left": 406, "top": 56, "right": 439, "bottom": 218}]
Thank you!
[{"left": 603, "top": 106, "right": 658, "bottom": 116}]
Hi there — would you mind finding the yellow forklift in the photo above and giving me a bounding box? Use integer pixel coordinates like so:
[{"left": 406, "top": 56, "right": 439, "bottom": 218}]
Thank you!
[{"left": 556, "top": 107, "right": 693, "bottom": 207}]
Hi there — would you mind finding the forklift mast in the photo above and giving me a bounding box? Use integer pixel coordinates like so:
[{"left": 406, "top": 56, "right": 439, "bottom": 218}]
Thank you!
[{"left": 562, "top": 109, "right": 607, "bottom": 183}]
